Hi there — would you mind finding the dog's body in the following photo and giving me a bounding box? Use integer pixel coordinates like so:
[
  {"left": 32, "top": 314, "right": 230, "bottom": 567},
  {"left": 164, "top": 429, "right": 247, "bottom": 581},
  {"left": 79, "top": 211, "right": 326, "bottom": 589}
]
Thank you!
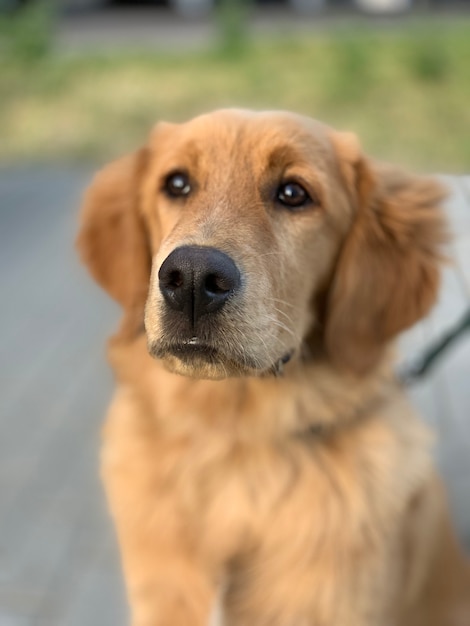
[{"left": 78, "top": 110, "right": 470, "bottom": 625}]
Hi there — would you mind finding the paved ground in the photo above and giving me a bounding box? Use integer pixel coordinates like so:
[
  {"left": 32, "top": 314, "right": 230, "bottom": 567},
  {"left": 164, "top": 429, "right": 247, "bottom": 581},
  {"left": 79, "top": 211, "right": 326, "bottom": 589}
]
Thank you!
[
  {"left": 0, "top": 167, "right": 469, "bottom": 625},
  {"left": 56, "top": 4, "right": 470, "bottom": 53}
]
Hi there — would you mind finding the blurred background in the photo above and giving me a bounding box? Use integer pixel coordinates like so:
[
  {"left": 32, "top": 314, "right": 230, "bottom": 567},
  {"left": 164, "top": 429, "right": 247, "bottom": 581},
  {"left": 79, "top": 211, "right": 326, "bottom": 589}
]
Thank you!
[
  {"left": 0, "top": 1, "right": 469, "bottom": 625},
  {"left": 1, "top": 0, "right": 470, "bottom": 168}
]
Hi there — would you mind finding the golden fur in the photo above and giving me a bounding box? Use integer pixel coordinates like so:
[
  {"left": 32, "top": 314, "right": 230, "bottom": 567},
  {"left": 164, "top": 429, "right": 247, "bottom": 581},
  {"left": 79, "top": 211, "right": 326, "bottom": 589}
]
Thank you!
[{"left": 78, "top": 109, "right": 470, "bottom": 626}]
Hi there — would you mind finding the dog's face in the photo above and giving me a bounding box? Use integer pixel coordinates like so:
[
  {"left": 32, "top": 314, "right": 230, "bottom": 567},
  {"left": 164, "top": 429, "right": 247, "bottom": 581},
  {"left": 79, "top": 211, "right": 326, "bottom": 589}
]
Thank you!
[
  {"left": 142, "top": 111, "right": 354, "bottom": 378},
  {"left": 78, "top": 109, "right": 446, "bottom": 379}
]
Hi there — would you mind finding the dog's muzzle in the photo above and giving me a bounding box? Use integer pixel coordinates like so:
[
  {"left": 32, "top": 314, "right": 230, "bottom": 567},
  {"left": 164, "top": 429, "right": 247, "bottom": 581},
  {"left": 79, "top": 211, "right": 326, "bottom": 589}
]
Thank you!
[
  {"left": 158, "top": 245, "right": 241, "bottom": 328},
  {"left": 153, "top": 246, "right": 293, "bottom": 378}
]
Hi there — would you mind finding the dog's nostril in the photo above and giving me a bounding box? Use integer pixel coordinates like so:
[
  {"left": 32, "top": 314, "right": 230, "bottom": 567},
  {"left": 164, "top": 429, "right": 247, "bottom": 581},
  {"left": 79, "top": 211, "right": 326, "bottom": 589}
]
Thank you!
[
  {"left": 167, "top": 270, "right": 184, "bottom": 289},
  {"left": 205, "top": 273, "right": 231, "bottom": 295}
]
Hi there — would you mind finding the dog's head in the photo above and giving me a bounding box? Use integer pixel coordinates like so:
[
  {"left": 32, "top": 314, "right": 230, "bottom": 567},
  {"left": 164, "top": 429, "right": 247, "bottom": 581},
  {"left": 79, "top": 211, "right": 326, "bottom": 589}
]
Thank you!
[{"left": 78, "top": 109, "right": 446, "bottom": 379}]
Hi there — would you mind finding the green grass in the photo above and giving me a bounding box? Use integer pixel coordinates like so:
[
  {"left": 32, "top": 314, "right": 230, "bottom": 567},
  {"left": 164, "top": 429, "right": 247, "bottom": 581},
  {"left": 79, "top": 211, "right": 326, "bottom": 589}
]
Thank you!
[{"left": 1, "top": 19, "right": 470, "bottom": 172}]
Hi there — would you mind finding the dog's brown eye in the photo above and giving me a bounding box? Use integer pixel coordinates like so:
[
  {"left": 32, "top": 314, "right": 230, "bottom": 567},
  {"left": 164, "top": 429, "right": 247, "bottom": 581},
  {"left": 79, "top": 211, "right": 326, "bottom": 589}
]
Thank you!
[
  {"left": 164, "top": 172, "right": 191, "bottom": 198},
  {"left": 276, "top": 181, "right": 313, "bottom": 210}
]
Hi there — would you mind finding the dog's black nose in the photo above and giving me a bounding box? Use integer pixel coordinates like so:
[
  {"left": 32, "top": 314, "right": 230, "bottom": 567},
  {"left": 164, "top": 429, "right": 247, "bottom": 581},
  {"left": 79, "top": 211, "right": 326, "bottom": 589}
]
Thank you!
[{"left": 158, "top": 246, "right": 241, "bottom": 326}]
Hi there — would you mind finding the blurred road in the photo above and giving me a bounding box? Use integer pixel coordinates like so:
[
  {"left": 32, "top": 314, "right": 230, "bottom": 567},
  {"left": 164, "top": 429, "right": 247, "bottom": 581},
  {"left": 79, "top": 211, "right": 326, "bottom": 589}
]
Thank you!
[
  {"left": 57, "top": 3, "right": 470, "bottom": 53},
  {"left": 0, "top": 167, "right": 126, "bottom": 626},
  {"left": 59, "top": 5, "right": 214, "bottom": 52},
  {"left": 0, "top": 167, "right": 469, "bottom": 624}
]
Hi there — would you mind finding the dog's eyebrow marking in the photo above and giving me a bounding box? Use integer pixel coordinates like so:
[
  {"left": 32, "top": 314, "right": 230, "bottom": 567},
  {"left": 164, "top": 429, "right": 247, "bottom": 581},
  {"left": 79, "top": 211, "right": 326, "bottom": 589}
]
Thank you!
[
  {"left": 267, "top": 144, "right": 305, "bottom": 170},
  {"left": 162, "top": 140, "right": 202, "bottom": 173}
]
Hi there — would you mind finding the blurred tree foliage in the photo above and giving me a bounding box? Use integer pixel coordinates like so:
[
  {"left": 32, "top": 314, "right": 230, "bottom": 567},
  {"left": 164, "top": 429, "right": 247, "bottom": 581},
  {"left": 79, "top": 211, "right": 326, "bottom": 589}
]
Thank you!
[
  {"left": 216, "top": 0, "right": 253, "bottom": 56},
  {"left": 0, "top": 0, "right": 55, "bottom": 62}
]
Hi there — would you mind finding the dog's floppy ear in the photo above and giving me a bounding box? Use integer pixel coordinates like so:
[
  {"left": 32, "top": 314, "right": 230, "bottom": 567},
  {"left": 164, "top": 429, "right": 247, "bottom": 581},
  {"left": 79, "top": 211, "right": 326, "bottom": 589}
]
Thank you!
[
  {"left": 325, "top": 132, "right": 448, "bottom": 375},
  {"left": 77, "top": 149, "right": 151, "bottom": 339}
]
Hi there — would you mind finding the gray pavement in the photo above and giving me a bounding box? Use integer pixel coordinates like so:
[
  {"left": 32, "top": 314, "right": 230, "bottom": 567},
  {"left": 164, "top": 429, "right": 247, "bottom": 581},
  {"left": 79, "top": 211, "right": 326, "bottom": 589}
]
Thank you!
[
  {"left": 0, "top": 167, "right": 469, "bottom": 625},
  {"left": 0, "top": 167, "right": 127, "bottom": 626},
  {"left": 56, "top": 5, "right": 470, "bottom": 54}
]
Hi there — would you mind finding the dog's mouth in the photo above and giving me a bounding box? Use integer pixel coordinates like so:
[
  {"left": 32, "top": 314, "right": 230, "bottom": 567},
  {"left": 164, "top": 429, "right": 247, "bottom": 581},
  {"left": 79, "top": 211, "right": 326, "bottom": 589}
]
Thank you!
[
  {"left": 148, "top": 336, "right": 294, "bottom": 379},
  {"left": 149, "top": 336, "right": 258, "bottom": 375},
  {"left": 168, "top": 339, "right": 222, "bottom": 362}
]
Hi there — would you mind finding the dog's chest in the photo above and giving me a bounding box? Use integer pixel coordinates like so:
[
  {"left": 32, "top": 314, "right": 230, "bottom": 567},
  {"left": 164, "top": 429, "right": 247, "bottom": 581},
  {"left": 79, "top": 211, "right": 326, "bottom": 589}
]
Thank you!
[
  {"left": 104, "top": 381, "right": 429, "bottom": 546},
  {"left": 103, "top": 383, "right": 433, "bottom": 625},
  {"left": 155, "top": 430, "right": 405, "bottom": 624},
  {"left": 108, "top": 409, "right": 398, "bottom": 563}
]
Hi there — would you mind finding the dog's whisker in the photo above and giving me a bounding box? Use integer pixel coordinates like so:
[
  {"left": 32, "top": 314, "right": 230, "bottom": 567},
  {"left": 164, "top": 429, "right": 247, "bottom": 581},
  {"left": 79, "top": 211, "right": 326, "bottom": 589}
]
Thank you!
[
  {"left": 272, "top": 306, "right": 296, "bottom": 327},
  {"left": 252, "top": 251, "right": 284, "bottom": 260},
  {"left": 266, "top": 316, "right": 298, "bottom": 341},
  {"left": 270, "top": 298, "right": 299, "bottom": 310}
]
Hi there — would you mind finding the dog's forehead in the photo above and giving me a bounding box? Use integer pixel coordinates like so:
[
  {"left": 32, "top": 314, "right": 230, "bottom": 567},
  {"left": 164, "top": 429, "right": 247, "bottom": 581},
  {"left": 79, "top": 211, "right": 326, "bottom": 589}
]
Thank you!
[{"left": 150, "top": 110, "right": 334, "bottom": 167}]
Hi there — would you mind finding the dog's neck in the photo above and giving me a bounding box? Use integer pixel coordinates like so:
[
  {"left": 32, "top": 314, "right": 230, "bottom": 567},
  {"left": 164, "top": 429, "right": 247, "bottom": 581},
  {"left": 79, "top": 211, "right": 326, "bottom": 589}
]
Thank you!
[
  {"left": 261, "top": 351, "right": 396, "bottom": 439},
  {"left": 108, "top": 335, "right": 398, "bottom": 442}
]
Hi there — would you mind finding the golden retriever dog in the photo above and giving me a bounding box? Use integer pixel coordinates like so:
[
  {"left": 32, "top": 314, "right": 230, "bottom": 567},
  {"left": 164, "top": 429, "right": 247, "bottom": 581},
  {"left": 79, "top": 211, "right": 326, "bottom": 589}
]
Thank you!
[{"left": 78, "top": 109, "right": 470, "bottom": 626}]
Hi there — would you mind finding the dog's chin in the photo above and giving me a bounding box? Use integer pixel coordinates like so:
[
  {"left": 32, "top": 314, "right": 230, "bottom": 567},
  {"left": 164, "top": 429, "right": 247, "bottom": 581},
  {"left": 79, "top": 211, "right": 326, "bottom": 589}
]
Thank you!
[
  {"left": 160, "top": 355, "right": 248, "bottom": 380},
  {"left": 147, "top": 341, "right": 261, "bottom": 380}
]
